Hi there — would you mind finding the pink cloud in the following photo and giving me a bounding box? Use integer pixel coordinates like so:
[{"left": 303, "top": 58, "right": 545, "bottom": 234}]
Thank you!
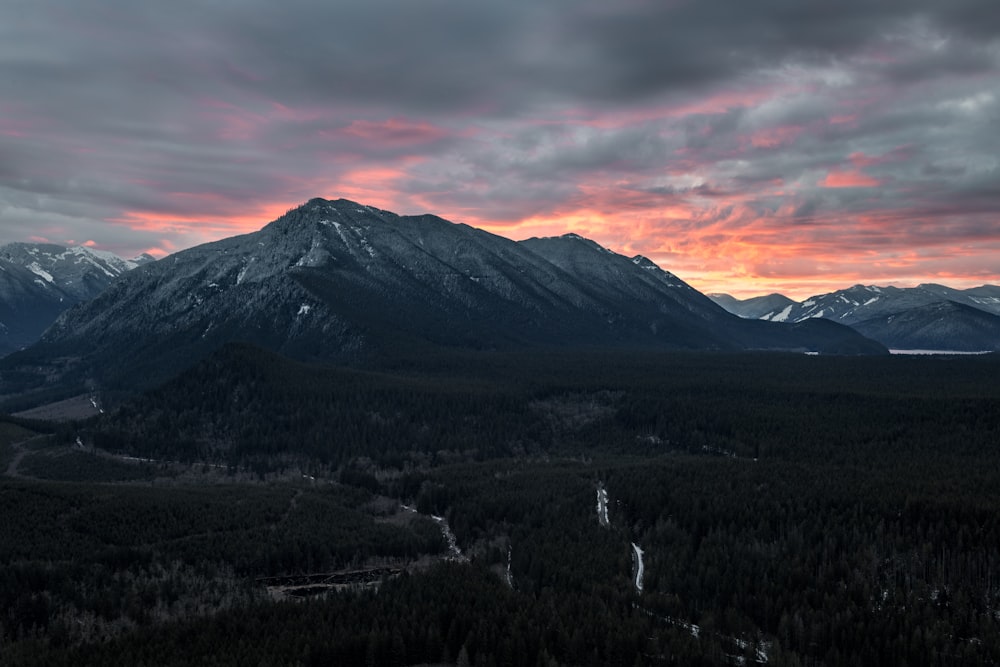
[
  {"left": 849, "top": 147, "right": 914, "bottom": 168},
  {"left": 337, "top": 118, "right": 449, "bottom": 147},
  {"left": 828, "top": 114, "right": 858, "bottom": 125},
  {"left": 746, "top": 125, "right": 803, "bottom": 148},
  {"left": 821, "top": 169, "right": 882, "bottom": 188}
]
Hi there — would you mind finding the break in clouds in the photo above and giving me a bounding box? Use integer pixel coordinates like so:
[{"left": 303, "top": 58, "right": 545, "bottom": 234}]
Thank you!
[{"left": 1, "top": 0, "right": 998, "bottom": 295}]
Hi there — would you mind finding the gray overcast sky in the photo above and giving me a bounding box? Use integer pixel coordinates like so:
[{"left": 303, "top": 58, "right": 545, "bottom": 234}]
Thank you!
[{"left": 1, "top": 0, "right": 998, "bottom": 297}]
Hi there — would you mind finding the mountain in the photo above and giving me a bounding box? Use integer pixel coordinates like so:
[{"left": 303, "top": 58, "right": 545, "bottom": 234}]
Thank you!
[
  {"left": 737, "top": 283, "right": 1000, "bottom": 352},
  {"left": 919, "top": 284, "right": 1000, "bottom": 316},
  {"left": 0, "top": 198, "right": 885, "bottom": 406},
  {"left": 0, "top": 243, "right": 147, "bottom": 356},
  {"left": 757, "top": 284, "right": 1000, "bottom": 324},
  {"left": 709, "top": 292, "right": 797, "bottom": 320},
  {"left": 851, "top": 301, "right": 1000, "bottom": 352}
]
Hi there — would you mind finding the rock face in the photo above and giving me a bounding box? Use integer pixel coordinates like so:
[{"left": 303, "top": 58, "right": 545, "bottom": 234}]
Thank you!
[
  {"left": 0, "top": 243, "right": 147, "bottom": 356},
  {"left": 0, "top": 198, "right": 885, "bottom": 402}
]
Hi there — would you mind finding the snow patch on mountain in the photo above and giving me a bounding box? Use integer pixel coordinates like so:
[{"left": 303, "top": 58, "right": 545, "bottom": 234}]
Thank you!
[
  {"left": 27, "top": 262, "right": 54, "bottom": 283},
  {"left": 236, "top": 261, "right": 252, "bottom": 285},
  {"left": 770, "top": 305, "right": 793, "bottom": 322}
]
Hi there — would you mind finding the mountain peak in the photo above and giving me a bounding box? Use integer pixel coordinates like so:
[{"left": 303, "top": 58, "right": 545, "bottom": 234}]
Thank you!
[
  {"left": 521, "top": 233, "right": 612, "bottom": 256},
  {"left": 300, "top": 197, "right": 397, "bottom": 217},
  {"left": 630, "top": 255, "right": 659, "bottom": 270}
]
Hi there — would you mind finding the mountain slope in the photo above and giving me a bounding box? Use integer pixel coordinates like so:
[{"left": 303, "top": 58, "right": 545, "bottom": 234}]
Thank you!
[
  {"left": 0, "top": 243, "right": 147, "bottom": 356},
  {"left": 851, "top": 301, "right": 1000, "bottom": 352},
  {"left": 710, "top": 293, "right": 797, "bottom": 320},
  {"left": 750, "top": 283, "right": 1000, "bottom": 351},
  {"left": 0, "top": 198, "right": 884, "bottom": 405},
  {"left": 759, "top": 284, "right": 1000, "bottom": 324}
]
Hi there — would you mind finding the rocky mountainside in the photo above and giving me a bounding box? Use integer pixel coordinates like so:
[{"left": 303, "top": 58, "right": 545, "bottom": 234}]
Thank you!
[
  {"left": 0, "top": 243, "right": 150, "bottom": 356},
  {"left": 0, "top": 198, "right": 884, "bottom": 406},
  {"left": 709, "top": 293, "right": 797, "bottom": 320}
]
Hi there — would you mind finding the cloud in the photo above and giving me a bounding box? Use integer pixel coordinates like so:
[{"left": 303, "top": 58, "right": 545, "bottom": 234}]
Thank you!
[
  {"left": 821, "top": 170, "right": 882, "bottom": 188},
  {"left": 0, "top": 0, "right": 998, "bottom": 298}
]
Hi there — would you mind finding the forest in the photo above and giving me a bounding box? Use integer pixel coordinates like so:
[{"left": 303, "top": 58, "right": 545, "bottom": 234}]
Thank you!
[{"left": 2, "top": 346, "right": 999, "bottom": 665}]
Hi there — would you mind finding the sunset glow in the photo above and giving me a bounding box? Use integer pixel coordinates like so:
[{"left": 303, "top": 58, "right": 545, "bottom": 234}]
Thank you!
[{"left": 1, "top": 1, "right": 998, "bottom": 300}]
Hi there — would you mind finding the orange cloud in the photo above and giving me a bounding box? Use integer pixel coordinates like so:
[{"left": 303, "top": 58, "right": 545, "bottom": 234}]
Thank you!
[
  {"left": 327, "top": 163, "right": 423, "bottom": 211},
  {"left": 111, "top": 197, "right": 293, "bottom": 239},
  {"left": 821, "top": 169, "right": 881, "bottom": 188}
]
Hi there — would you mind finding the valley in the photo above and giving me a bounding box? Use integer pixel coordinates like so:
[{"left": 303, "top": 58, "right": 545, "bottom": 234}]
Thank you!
[
  {"left": 0, "top": 200, "right": 997, "bottom": 665},
  {"left": 1, "top": 349, "right": 999, "bottom": 665}
]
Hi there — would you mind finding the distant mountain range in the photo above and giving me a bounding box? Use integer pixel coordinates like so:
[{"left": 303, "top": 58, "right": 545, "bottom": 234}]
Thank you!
[
  {"left": 707, "top": 293, "right": 797, "bottom": 320},
  {"left": 0, "top": 243, "right": 152, "bottom": 356},
  {"left": 711, "top": 284, "right": 1000, "bottom": 351},
  {"left": 0, "top": 198, "right": 884, "bottom": 408}
]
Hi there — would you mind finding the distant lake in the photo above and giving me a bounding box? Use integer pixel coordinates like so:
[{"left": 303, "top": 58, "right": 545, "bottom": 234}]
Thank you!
[{"left": 889, "top": 349, "right": 992, "bottom": 355}]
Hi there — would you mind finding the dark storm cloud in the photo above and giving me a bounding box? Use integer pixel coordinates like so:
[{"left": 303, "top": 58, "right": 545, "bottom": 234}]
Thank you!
[{"left": 5, "top": 0, "right": 995, "bottom": 123}]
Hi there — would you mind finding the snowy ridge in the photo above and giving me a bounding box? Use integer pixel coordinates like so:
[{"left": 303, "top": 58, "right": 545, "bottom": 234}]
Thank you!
[
  {"left": 0, "top": 242, "right": 143, "bottom": 356},
  {"left": 755, "top": 284, "right": 1000, "bottom": 325},
  {"left": 721, "top": 283, "right": 1000, "bottom": 352}
]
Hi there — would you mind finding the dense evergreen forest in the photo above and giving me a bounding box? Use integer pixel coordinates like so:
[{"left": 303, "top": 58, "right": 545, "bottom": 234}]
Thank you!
[{"left": 2, "top": 347, "right": 1000, "bottom": 665}]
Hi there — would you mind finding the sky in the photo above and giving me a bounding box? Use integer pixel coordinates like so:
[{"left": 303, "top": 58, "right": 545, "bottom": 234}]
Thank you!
[{"left": 1, "top": 1, "right": 999, "bottom": 299}]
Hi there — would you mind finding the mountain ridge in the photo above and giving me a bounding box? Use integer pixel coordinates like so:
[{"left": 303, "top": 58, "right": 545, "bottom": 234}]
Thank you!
[
  {"left": 0, "top": 198, "right": 885, "bottom": 407},
  {"left": 0, "top": 242, "right": 146, "bottom": 356},
  {"left": 712, "top": 284, "right": 1000, "bottom": 351},
  {"left": 709, "top": 292, "right": 797, "bottom": 320}
]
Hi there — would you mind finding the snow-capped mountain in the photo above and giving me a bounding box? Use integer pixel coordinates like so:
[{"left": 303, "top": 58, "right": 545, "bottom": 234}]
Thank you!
[
  {"left": 0, "top": 243, "right": 149, "bottom": 356},
  {"left": 726, "top": 284, "right": 1000, "bottom": 351},
  {"left": 709, "top": 293, "right": 797, "bottom": 320},
  {"left": 0, "top": 198, "right": 884, "bottom": 404},
  {"left": 757, "top": 284, "right": 1000, "bottom": 325}
]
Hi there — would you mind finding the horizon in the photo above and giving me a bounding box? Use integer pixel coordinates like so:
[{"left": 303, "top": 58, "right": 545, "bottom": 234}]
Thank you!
[
  {"left": 4, "top": 199, "right": 996, "bottom": 303},
  {"left": 2, "top": 2, "right": 999, "bottom": 300}
]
